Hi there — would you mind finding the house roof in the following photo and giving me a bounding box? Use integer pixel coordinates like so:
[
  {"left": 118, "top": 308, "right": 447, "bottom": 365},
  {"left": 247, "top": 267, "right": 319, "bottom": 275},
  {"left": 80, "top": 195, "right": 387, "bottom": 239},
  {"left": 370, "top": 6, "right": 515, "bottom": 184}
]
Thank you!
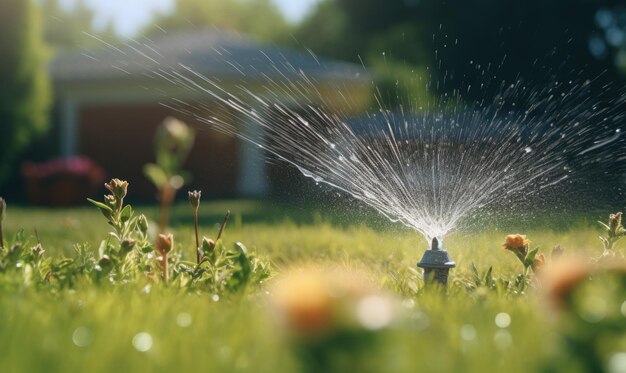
[{"left": 50, "top": 29, "right": 368, "bottom": 84}]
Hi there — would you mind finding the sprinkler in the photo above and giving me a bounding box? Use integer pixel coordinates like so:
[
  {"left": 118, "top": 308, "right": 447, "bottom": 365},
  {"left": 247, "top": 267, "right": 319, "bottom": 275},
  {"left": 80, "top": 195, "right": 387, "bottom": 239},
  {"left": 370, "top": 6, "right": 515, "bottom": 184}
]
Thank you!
[{"left": 417, "top": 237, "right": 455, "bottom": 286}]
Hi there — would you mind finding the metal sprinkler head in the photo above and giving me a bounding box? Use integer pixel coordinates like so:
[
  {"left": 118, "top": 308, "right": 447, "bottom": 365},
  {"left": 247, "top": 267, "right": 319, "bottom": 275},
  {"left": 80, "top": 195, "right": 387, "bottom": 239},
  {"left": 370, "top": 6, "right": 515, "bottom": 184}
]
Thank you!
[{"left": 417, "top": 237, "right": 455, "bottom": 286}]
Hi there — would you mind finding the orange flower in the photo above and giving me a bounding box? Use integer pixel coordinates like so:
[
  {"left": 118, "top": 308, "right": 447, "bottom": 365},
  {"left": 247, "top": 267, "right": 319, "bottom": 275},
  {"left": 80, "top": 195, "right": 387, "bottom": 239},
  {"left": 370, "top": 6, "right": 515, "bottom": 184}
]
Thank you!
[
  {"left": 540, "top": 256, "right": 626, "bottom": 311},
  {"left": 268, "top": 266, "right": 386, "bottom": 340},
  {"left": 271, "top": 270, "right": 333, "bottom": 337},
  {"left": 503, "top": 234, "right": 528, "bottom": 250}
]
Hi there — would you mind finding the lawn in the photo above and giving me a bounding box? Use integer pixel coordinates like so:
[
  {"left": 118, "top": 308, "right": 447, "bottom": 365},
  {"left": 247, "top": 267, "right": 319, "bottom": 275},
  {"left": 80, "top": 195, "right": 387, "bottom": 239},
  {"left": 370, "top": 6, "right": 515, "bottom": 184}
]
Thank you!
[{"left": 0, "top": 199, "right": 624, "bottom": 372}]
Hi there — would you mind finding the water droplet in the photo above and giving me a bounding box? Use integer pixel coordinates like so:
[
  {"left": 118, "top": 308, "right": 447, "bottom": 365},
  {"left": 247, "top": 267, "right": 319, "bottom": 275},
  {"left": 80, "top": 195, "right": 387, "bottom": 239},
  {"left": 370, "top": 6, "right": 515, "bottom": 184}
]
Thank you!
[
  {"left": 356, "top": 295, "right": 394, "bottom": 330},
  {"left": 410, "top": 311, "right": 430, "bottom": 331},
  {"left": 211, "top": 294, "right": 220, "bottom": 302},
  {"left": 220, "top": 346, "right": 233, "bottom": 360},
  {"left": 460, "top": 324, "right": 477, "bottom": 341},
  {"left": 176, "top": 312, "right": 192, "bottom": 328},
  {"left": 72, "top": 327, "right": 93, "bottom": 347},
  {"left": 132, "top": 332, "right": 153, "bottom": 352},
  {"left": 579, "top": 296, "right": 607, "bottom": 322},
  {"left": 495, "top": 312, "right": 511, "bottom": 328},
  {"left": 609, "top": 352, "right": 626, "bottom": 373},
  {"left": 402, "top": 298, "right": 415, "bottom": 309},
  {"left": 493, "top": 330, "right": 512, "bottom": 350},
  {"left": 524, "top": 147, "right": 532, "bottom": 153}
]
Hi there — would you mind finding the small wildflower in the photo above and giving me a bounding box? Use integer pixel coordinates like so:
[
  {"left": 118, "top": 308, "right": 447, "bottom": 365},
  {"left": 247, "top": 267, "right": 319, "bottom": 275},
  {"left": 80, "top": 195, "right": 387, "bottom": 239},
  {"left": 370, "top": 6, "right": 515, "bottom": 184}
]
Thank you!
[
  {"left": 269, "top": 266, "right": 394, "bottom": 341},
  {"left": 541, "top": 257, "right": 591, "bottom": 310},
  {"left": 503, "top": 234, "right": 529, "bottom": 262},
  {"left": 503, "top": 234, "right": 529, "bottom": 252},
  {"left": 120, "top": 238, "right": 136, "bottom": 254},
  {"left": 608, "top": 212, "right": 624, "bottom": 238},
  {"left": 189, "top": 190, "right": 202, "bottom": 264},
  {"left": 156, "top": 234, "right": 174, "bottom": 255},
  {"left": 599, "top": 212, "right": 625, "bottom": 251},
  {"left": 532, "top": 253, "right": 545, "bottom": 272},
  {"left": 188, "top": 190, "right": 201, "bottom": 210},
  {"left": 201, "top": 237, "right": 215, "bottom": 254},
  {"left": 31, "top": 243, "right": 45, "bottom": 257},
  {"left": 98, "top": 255, "right": 113, "bottom": 273},
  {"left": 103, "top": 194, "right": 116, "bottom": 209},
  {"left": 104, "top": 178, "right": 128, "bottom": 201},
  {"left": 541, "top": 257, "right": 626, "bottom": 311},
  {"left": 162, "top": 117, "right": 194, "bottom": 151},
  {"left": 551, "top": 245, "right": 565, "bottom": 261},
  {"left": 137, "top": 214, "right": 149, "bottom": 235},
  {"left": 271, "top": 270, "right": 333, "bottom": 337}
]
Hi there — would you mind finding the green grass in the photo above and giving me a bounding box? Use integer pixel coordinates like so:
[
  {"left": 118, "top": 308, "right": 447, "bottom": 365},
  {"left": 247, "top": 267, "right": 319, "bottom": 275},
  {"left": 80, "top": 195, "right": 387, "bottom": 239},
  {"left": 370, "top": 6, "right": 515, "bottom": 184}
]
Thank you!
[{"left": 1, "top": 200, "right": 624, "bottom": 372}]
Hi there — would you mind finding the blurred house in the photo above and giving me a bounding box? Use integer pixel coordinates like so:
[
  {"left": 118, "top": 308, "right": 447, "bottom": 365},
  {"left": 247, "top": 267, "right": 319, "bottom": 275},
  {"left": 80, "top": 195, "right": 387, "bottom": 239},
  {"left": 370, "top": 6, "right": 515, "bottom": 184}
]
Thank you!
[{"left": 49, "top": 29, "right": 370, "bottom": 199}]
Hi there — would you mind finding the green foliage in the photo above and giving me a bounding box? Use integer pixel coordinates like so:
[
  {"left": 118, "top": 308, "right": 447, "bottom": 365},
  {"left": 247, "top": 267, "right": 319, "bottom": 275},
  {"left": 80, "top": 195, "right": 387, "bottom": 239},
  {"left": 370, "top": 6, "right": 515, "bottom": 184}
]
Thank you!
[
  {"left": 0, "top": 0, "right": 51, "bottom": 184},
  {"left": 598, "top": 212, "right": 625, "bottom": 252},
  {"left": 144, "top": 117, "right": 195, "bottom": 233},
  {"left": 368, "top": 59, "right": 433, "bottom": 110},
  {"left": 177, "top": 240, "right": 270, "bottom": 293},
  {"left": 291, "top": 0, "right": 355, "bottom": 62},
  {"left": 0, "top": 204, "right": 624, "bottom": 372},
  {"left": 294, "top": 0, "right": 626, "bottom": 110},
  {"left": 39, "top": 0, "right": 114, "bottom": 50},
  {"left": 0, "top": 183, "right": 269, "bottom": 294},
  {"left": 146, "top": 0, "right": 289, "bottom": 42}
]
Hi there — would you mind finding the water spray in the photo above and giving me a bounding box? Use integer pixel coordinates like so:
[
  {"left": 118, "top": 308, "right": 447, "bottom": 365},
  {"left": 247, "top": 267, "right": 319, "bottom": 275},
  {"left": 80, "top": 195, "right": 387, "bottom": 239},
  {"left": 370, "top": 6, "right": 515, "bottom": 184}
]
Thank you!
[
  {"left": 417, "top": 237, "right": 455, "bottom": 286},
  {"left": 73, "top": 31, "right": 626, "bottom": 260}
]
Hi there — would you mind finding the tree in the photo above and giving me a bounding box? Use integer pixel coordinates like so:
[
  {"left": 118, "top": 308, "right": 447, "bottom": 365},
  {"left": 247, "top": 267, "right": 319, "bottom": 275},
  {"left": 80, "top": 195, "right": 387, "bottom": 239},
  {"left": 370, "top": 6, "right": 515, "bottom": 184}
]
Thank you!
[
  {"left": 146, "top": 0, "right": 289, "bottom": 42},
  {"left": 40, "top": 0, "right": 117, "bottom": 50},
  {"left": 0, "top": 0, "right": 51, "bottom": 184},
  {"left": 295, "top": 0, "right": 626, "bottom": 105}
]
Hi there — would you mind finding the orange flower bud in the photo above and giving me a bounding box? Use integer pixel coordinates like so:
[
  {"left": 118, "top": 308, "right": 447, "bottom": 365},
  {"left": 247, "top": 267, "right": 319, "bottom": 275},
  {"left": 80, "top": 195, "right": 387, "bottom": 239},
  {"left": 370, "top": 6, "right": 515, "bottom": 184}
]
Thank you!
[
  {"left": 532, "top": 253, "right": 545, "bottom": 272},
  {"left": 156, "top": 233, "right": 173, "bottom": 255}
]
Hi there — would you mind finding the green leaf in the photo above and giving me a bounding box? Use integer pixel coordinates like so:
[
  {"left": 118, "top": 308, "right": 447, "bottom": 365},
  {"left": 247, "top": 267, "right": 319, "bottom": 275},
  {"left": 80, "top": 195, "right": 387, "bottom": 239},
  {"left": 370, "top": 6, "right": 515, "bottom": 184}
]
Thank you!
[
  {"left": 598, "top": 221, "right": 610, "bottom": 231},
  {"left": 120, "top": 205, "right": 133, "bottom": 222},
  {"left": 234, "top": 242, "right": 251, "bottom": 285},
  {"left": 470, "top": 262, "right": 480, "bottom": 285},
  {"left": 140, "top": 245, "right": 154, "bottom": 254},
  {"left": 143, "top": 163, "right": 167, "bottom": 188},
  {"left": 524, "top": 248, "right": 539, "bottom": 268},
  {"left": 97, "top": 240, "right": 107, "bottom": 258},
  {"left": 484, "top": 266, "right": 494, "bottom": 285},
  {"left": 87, "top": 198, "right": 113, "bottom": 213}
]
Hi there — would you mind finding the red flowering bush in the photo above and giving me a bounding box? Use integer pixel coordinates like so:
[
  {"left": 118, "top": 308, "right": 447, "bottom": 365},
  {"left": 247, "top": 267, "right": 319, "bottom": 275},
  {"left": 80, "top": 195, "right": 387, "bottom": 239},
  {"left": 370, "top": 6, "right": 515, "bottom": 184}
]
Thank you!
[{"left": 21, "top": 156, "right": 105, "bottom": 206}]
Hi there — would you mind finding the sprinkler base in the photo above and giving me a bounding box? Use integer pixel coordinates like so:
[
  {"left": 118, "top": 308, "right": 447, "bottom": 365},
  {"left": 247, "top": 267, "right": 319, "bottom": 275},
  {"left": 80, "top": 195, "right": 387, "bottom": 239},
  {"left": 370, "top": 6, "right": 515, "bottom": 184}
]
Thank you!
[{"left": 417, "top": 237, "right": 455, "bottom": 286}]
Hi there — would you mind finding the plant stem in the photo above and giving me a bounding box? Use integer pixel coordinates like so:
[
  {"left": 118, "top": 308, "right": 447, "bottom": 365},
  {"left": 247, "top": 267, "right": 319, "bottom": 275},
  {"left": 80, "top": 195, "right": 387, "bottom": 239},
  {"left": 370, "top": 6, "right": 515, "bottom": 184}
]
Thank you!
[
  {"left": 158, "top": 186, "right": 175, "bottom": 234},
  {"left": 161, "top": 253, "right": 169, "bottom": 284},
  {"left": 193, "top": 207, "right": 200, "bottom": 264},
  {"left": 216, "top": 210, "right": 231, "bottom": 241},
  {"left": 0, "top": 222, "right": 3, "bottom": 250}
]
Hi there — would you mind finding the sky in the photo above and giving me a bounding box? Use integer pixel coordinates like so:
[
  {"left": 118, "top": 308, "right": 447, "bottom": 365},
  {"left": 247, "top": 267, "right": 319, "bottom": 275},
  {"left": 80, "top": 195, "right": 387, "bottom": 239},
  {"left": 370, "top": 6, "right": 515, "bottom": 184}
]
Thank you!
[{"left": 59, "top": 0, "right": 320, "bottom": 37}]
